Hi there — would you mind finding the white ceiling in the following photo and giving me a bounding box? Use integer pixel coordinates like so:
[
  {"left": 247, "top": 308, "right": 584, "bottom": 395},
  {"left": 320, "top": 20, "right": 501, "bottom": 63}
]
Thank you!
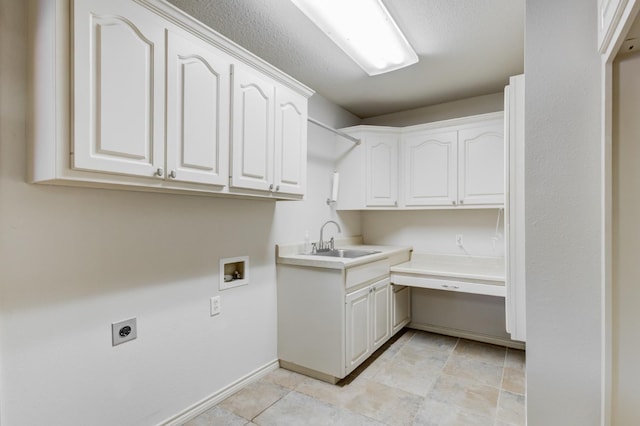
[{"left": 167, "top": 0, "right": 525, "bottom": 119}]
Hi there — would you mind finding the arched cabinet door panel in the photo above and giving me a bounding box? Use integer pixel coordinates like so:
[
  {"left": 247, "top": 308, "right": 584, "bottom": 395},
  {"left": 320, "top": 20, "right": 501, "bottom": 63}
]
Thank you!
[
  {"left": 73, "top": 0, "right": 165, "bottom": 178},
  {"left": 166, "top": 30, "right": 231, "bottom": 186},
  {"left": 458, "top": 121, "right": 505, "bottom": 205},
  {"left": 230, "top": 64, "right": 275, "bottom": 192}
]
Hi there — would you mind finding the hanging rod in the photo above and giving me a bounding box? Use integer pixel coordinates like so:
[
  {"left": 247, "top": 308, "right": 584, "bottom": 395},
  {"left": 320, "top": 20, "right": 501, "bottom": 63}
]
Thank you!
[{"left": 308, "top": 117, "right": 361, "bottom": 145}]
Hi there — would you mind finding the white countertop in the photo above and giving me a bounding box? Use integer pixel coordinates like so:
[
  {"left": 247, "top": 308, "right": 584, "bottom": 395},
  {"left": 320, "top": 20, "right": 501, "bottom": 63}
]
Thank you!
[
  {"left": 276, "top": 237, "right": 412, "bottom": 270},
  {"left": 391, "top": 253, "right": 505, "bottom": 282}
]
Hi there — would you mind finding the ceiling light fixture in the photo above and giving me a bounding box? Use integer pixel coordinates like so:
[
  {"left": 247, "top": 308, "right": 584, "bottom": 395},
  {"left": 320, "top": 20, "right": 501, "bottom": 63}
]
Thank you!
[{"left": 291, "top": 0, "right": 418, "bottom": 76}]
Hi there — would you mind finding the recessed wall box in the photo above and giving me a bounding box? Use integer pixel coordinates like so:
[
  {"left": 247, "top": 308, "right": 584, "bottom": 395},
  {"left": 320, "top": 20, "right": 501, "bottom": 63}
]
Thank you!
[{"left": 220, "top": 256, "right": 249, "bottom": 290}]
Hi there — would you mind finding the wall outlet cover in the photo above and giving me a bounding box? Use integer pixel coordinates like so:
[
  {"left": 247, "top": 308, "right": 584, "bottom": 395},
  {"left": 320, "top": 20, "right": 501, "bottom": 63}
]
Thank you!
[
  {"left": 112, "top": 317, "right": 137, "bottom": 346},
  {"left": 210, "top": 296, "right": 221, "bottom": 316}
]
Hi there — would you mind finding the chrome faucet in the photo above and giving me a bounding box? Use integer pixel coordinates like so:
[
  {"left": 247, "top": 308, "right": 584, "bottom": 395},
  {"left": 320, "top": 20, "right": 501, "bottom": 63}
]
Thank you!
[{"left": 318, "top": 220, "right": 341, "bottom": 252}]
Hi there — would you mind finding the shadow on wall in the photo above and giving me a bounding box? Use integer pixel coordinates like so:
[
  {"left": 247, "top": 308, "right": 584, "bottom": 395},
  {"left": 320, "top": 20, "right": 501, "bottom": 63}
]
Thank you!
[{"left": 0, "top": 183, "right": 277, "bottom": 312}]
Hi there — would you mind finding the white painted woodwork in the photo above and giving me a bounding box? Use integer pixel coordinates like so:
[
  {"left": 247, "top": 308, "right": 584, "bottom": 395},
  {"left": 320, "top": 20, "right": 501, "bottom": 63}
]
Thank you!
[
  {"left": 73, "top": 0, "right": 165, "bottom": 178},
  {"left": 231, "top": 65, "right": 275, "bottom": 192},
  {"left": 365, "top": 132, "right": 398, "bottom": 207},
  {"left": 335, "top": 113, "right": 504, "bottom": 210},
  {"left": 458, "top": 121, "right": 505, "bottom": 205},
  {"left": 274, "top": 87, "right": 307, "bottom": 196},
  {"left": 392, "top": 285, "right": 411, "bottom": 335},
  {"left": 402, "top": 130, "right": 457, "bottom": 206},
  {"left": 166, "top": 30, "right": 230, "bottom": 185},
  {"left": 276, "top": 250, "right": 410, "bottom": 382},
  {"left": 345, "top": 285, "right": 373, "bottom": 371},
  {"left": 371, "top": 278, "right": 391, "bottom": 351},
  {"left": 598, "top": 0, "right": 630, "bottom": 52},
  {"left": 30, "top": 0, "right": 312, "bottom": 200},
  {"left": 504, "top": 75, "right": 526, "bottom": 342},
  {"left": 391, "top": 273, "right": 505, "bottom": 297}
]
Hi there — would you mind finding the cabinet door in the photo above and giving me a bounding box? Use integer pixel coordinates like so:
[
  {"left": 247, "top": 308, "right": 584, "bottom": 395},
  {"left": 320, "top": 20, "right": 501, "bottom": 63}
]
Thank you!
[
  {"left": 72, "top": 0, "right": 165, "bottom": 178},
  {"left": 402, "top": 130, "right": 458, "bottom": 206},
  {"left": 230, "top": 65, "right": 275, "bottom": 191},
  {"left": 273, "top": 87, "right": 307, "bottom": 196},
  {"left": 345, "top": 285, "right": 372, "bottom": 373},
  {"left": 458, "top": 122, "right": 504, "bottom": 205},
  {"left": 166, "top": 31, "right": 230, "bottom": 186},
  {"left": 371, "top": 278, "right": 391, "bottom": 352},
  {"left": 392, "top": 285, "right": 411, "bottom": 335},
  {"left": 365, "top": 132, "right": 398, "bottom": 207}
]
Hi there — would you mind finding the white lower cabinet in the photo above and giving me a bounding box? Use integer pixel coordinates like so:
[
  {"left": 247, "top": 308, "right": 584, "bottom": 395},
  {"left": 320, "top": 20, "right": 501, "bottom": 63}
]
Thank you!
[
  {"left": 345, "top": 278, "right": 391, "bottom": 373},
  {"left": 277, "top": 252, "right": 410, "bottom": 383}
]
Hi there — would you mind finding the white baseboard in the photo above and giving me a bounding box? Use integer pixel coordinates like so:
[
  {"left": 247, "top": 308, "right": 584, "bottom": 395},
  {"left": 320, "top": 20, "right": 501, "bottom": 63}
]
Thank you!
[
  {"left": 159, "top": 359, "right": 280, "bottom": 426},
  {"left": 408, "top": 322, "right": 526, "bottom": 350}
]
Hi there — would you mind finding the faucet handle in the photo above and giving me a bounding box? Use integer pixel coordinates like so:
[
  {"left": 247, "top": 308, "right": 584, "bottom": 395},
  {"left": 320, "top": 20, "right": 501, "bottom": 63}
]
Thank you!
[
  {"left": 329, "top": 237, "right": 335, "bottom": 250},
  {"left": 311, "top": 242, "right": 317, "bottom": 254}
]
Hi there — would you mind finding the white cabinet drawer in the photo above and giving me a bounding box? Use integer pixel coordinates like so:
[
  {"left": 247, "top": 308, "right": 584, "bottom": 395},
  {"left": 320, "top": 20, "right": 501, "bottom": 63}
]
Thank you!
[
  {"left": 391, "top": 273, "right": 505, "bottom": 297},
  {"left": 346, "top": 259, "right": 390, "bottom": 290}
]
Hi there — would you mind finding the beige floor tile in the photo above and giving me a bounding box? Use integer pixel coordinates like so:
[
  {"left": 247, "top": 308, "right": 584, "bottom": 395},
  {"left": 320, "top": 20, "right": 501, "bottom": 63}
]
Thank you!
[
  {"left": 358, "top": 352, "right": 391, "bottom": 380},
  {"left": 253, "top": 391, "right": 384, "bottom": 426},
  {"left": 218, "top": 380, "right": 290, "bottom": 421},
  {"left": 341, "top": 378, "right": 424, "bottom": 425},
  {"left": 428, "top": 373, "right": 499, "bottom": 418},
  {"left": 261, "top": 368, "right": 306, "bottom": 390},
  {"left": 183, "top": 406, "right": 247, "bottom": 426},
  {"left": 452, "top": 339, "right": 506, "bottom": 367},
  {"left": 295, "top": 377, "right": 356, "bottom": 407},
  {"left": 443, "top": 355, "right": 504, "bottom": 388},
  {"left": 405, "top": 331, "right": 458, "bottom": 354},
  {"left": 413, "top": 398, "right": 494, "bottom": 426},
  {"left": 371, "top": 356, "right": 442, "bottom": 397},
  {"left": 394, "top": 344, "right": 451, "bottom": 368},
  {"left": 501, "top": 366, "right": 526, "bottom": 395},
  {"left": 505, "top": 348, "right": 526, "bottom": 371},
  {"left": 496, "top": 390, "right": 526, "bottom": 426}
]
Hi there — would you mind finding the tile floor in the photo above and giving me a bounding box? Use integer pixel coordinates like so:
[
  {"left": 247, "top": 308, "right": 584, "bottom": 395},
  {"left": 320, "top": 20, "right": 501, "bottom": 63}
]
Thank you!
[{"left": 185, "top": 330, "right": 526, "bottom": 426}]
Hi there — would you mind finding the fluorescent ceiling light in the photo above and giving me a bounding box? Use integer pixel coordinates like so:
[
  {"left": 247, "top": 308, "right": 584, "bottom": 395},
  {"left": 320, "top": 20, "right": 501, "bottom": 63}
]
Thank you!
[{"left": 291, "top": 0, "right": 419, "bottom": 76}]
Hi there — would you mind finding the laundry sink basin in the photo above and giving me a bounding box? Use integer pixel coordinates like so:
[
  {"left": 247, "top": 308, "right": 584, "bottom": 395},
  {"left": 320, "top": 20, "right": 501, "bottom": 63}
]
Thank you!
[{"left": 310, "top": 249, "right": 381, "bottom": 259}]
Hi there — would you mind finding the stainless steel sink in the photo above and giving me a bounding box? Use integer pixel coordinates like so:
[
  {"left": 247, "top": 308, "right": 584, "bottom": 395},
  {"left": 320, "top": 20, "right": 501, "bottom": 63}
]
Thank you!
[{"left": 309, "top": 249, "right": 381, "bottom": 259}]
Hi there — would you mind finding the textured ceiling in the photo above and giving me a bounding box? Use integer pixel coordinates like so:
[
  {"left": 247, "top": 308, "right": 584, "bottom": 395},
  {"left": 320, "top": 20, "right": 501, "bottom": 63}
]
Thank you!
[{"left": 166, "top": 0, "right": 524, "bottom": 118}]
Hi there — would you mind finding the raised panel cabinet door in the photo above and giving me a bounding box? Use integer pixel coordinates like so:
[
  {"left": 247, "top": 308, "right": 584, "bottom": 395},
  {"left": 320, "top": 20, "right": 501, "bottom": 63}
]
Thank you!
[
  {"left": 365, "top": 132, "right": 398, "bottom": 207},
  {"left": 458, "top": 122, "right": 505, "bottom": 205},
  {"left": 274, "top": 87, "right": 307, "bottom": 196},
  {"left": 73, "top": 0, "right": 165, "bottom": 178},
  {"left": 392, "top": 285, "right": 411, "bottom": 335},
  {"left": 345, "top": 285, "right": 372, "bottom": 373},
  {"left": 402, "top": 130, "right": 457, "bottom": 206},
  {"left": 230, "top": 65, "right": 275, "bottom": 192},
  {"left": 371, "top": 278, "right": 391, "bottom": 351},
  {"left": 166, "top": 31, "right": 231, "bottom": 186}
]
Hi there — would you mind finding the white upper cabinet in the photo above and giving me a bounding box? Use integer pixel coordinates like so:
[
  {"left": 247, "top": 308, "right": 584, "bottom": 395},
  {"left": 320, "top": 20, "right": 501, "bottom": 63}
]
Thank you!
[
  {"left": 402, "top": 130, "right": 457, "bottom": 207},
  {"left": 72, "top": 0, "right": 165, "bottom": 178},
  {"left": 458, "top": 121, "right": 505, "bottom": 205},
  {"left": 230, "top": 65, "right": 275, "bottom": 192},
  {"left": 230, "top": 65, "right": 308, "bottom": 196},
  {"left": 274, "top": 87, "right": 308, "bottom": 196},
  {"left": 166, "top": 30, "right": 231, "bottom": 186},
  {"left": 31, "top": 0, "right": 312, "bottom": 199},
  {"left": 336, "top": 113, "right": 504, "bottom": 210},
  {"left": 365, "top": 132, "right": 398, "bottom": 207}
]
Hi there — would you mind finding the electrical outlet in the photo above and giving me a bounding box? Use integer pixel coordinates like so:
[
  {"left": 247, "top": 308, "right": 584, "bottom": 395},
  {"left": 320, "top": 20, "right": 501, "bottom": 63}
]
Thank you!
[
  {"left": 210, "top": 296, "right": 221, "bottom": 316},
  {"left": 456, "top": 234, "right": 464, "bottom": 247},
  {"left": 112, "top": 317, "right": 137, "bottom": 346}
]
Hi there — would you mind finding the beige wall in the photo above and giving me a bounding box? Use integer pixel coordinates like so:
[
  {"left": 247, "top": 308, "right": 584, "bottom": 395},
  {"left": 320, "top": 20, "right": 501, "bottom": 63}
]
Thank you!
[
  {"left": 361, "top": 92, "right": 504, "bottom": 127},
  {"left": 612, "top": 49, "right": 640, "bottom": 424},
  {"left": 525, "top": 0, "right": 603, "bottom": 424},
  {"left": 0, "top": 1, "right": 360, "bottom": 424}
]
